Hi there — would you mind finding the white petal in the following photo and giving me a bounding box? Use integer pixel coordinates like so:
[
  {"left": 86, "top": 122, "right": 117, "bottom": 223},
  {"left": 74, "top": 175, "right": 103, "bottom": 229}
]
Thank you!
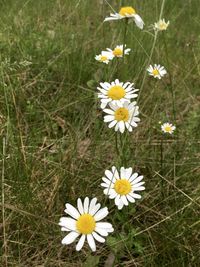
[
  {"left": 65, "top": 204, "right": 80, "bottom": 219},
  {"left": 61, "top": 227, "right": 70, "bottom": 232},
  {"left": 59, "top": 217, "right": 76, "bottom": 231},
  {"left": 76, "top": 234, "right": 86, "bottom": 251},
  {"left": 125, "top": 167, "right": 132, "bottom": 179},
  {"left": 134, "top": 14, "right": 144, "bottom": 29},
  {"left": 96, "top": 222, "right": 113, "bottom": 230},
  {"left": 132, "top": 175, "right": 144, "bottom": 185},
  {"left": 121, "top": 195, "right": 129, "bottom": 206},
  {"left": 109, "top": 191, "right": 118, "bottom": 199},
  {"left": 114, "top": 195, "right": 120, "bottom": 205},
  {"left": 88, "top": 197, "right": 97, "bottom": 214},
  {"left": 133, "top": 186, "right": 145, "bottom": 191},
  {"left": 83, "top": 197, "right": 89, "bottom": 213},
  {"left": 129, "top": 172, "right": 138, "bottom": 182},
  {"left": 104, "top": 188, "right": 114, "bottom": 195},
  {"left": 130, "top": 192, "right": 142, "bottom": 199},
  {"left": 90, "top": 203, "right": 101, "bottom": 216},
  {"left": 120, "top": 167, "right": 126, "bottom": 178},
  {"left": 95, "top": 227, "right": 109, "bottom": 236},
  {"left": 112, "top": 166, "right": 120, "bottom": 178},
  {"left": 103, "top": 108, "right": 114, "bottom": 115},
  {"left": 115, "top": 122, "right": 119, "bottom": 132},
  {"left": 127, "top": 194, "right": 136, "bottom": 203},
  {"left": 77, "top": 198, "right": 84, "bottom": 214},
  {"left": 102, "top": 176, "right": 114, "bottom": 184},
  {"left": 104, "top": 115, "right": 115, "bottom": 122},
  {"left": 61, "top": 232, "right": 79, "bottom": 245},
  {"left": 92, "top": 232, "right": 105, "bottom": 243},
  {"left": 119, "top": 121, "right": 125, "bottom": 133},
  {"left": 87, "top": 234, "right": 96, "bottom": 252},
  {"left": 94, "top": 207, "right": 108, "bottom": 221},
  {"left": 105, "top": 170, "right": 114, "bottom": 180},
  {"left": 108, "top": 120, "right": 117, "bottom": 128},
  {"left": 117, "top": 201, "right": 124, "bottom": 210},
  {"left": 131, "top": 181, "right": 145, "bottom": 187}
]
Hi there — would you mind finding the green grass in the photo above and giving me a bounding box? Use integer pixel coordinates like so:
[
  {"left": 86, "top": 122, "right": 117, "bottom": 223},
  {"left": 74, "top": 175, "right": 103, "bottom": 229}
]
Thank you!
[{"left": 1, "top": 0, "right": 200, "bottom": 266}]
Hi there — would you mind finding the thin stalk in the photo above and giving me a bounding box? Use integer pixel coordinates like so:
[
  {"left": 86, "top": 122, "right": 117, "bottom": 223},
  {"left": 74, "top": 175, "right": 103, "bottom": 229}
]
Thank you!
[
  {"left": 2, "top": 137, "right": 8, "bottom": 267},
  {"left": 115, "top": 132, "right": 121, "bottom": 162},
  {"left": 122, "top": 19, "right": 128, "bottom": 63},
  {"left": 160, "top": 135, "right": 164, "bottom": 196},
  {"left": 163, "top": 33, "right": 176, "bottom": 122},
  {"left": 138, "top": 0, "right": 166, "bottom": 100}
]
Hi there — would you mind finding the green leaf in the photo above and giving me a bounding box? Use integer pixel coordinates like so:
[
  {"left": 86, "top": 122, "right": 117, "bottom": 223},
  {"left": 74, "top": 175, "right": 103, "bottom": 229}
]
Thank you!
[{"left": 83, "top": 255, "right": 100, "bottom": 267}]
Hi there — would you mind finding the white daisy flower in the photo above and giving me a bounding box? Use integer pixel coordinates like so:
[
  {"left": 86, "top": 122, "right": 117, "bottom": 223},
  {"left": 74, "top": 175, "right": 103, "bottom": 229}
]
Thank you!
[
  {"left": 147, "top": 64, "right": 167, "bottom": 79},
  {"left": 97, "top": 79, "right": 139, "bottom": 109},
  {"left": 106, "top": 44, "right": 131, "bottom": 58},
  {"left": 101, "top": 166, "right": 145, "bottom": 210},
  {"left": 95, "top": 51, "right": 114, "bottom": 64},
  {"left": 104, "top": 6, "right": 144, "bottom": 30},
  {"left": 161, "top": 122, "right": 176, "bottom": 134},
  {"left": 103, "top": 101, "right": 140, "bottom": 133},
  {"left": 59, "top": 197, "right": 114, "bottom": 252},
  {"left": 154, "top": 19, "right": 170, "bottom": 31}
]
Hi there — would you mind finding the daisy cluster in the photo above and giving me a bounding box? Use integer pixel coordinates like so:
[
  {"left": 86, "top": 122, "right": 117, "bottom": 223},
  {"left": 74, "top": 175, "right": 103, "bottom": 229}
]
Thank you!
[{"left": 59, "top": 4, "right": 176, "bottom": 253}]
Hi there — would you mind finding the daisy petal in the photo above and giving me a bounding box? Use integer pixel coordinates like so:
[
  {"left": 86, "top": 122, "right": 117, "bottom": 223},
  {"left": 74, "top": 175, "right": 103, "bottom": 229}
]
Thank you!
[
  {"left": 65, "top": 204, "right": 80, "bottom": 219},
  {"left": 76, "top": 234, "right": 86, "bottom": 251},
  {"left": 94, "top": 207, "right": 108, "bottom": 221},
  {"left": 87, "top": 234, "right": 96, "bottom": 252},
  {"left": 61, "top": 232, "right": 79, "bottom": 245}
]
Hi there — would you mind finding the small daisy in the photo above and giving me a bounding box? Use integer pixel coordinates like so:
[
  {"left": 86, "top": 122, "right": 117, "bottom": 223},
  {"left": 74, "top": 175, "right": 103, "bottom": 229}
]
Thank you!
[
  {"left": 95, "top": 51, "right": 114, "bottom": 64},
  {"left": 147, "top": 64, "right": 167, "bottom": 79},
  {"left": 154, "top": 19, "right": 169, "bottom": 31},
  {"left": 59, "top": 197, "right": 114, "bottom": 252},
  {"left": 104, "top": 6, "right": 144, "bottom": 30},
  {"left": 101, "top": 166, "right": 145, "bottom": 210},
  {"left": 107, "top": 44, "right": 131, "bottom": 58},
  {"left": 103, "top": 101, "right": 140, "bottom": 133},
  {"left": 97, "top": 79, "right": 139, "bottom": 109},
  {"left": 161, "top": 122, "right": 176, "bottom": 134}
]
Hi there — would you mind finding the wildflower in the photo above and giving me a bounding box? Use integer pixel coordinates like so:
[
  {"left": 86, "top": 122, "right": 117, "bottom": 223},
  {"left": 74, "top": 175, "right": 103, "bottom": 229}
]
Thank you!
[
  {"left": 161, "top": 122, "right": 176, "bottom": 134},
  {"left": 103, "top": 101, "right": 140, "bottom": 133},
  {"left": 104, "top": 6, "right": 144, "bottom": 29},
  {"left": 59, "top": 197, "right": 114, "bottom": 252},
  {"left": 154, "top": 19, "right": 169, "bottom": 31},
  {"left": 97, "top": 79, "right": 139, "bottom": 109},
  {"left": 101, "top": 166, "right": 145, "bottom": 210},
  {"left": 147, "top": 64, "right": 167, "bottom": 79},
  {"left": 107, "top": 44, "right": 131, "bottom": 58},
  {"left": 95, "top": 51, "right": 114, "bottom": 64}
]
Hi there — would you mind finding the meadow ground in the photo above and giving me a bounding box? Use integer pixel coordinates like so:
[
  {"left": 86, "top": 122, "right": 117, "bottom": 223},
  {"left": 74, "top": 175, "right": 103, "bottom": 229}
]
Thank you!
[{"left": 0, "top": 0, "right": 200, "bottom": 266}]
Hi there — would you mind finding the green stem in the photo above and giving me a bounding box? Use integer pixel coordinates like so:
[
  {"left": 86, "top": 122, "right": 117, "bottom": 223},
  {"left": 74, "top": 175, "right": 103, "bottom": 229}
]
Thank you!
[
  {"left": 122, "top": 19, "right": 128, "bottom": 63},
  {"left": 160, "top": 135, "right": 164, "bottom": 196},
  {"left": 163, "top": 33, "right": 176, "bottom": 122},
  {"left": 115, "top": 132, "right": 120, "bottom": 163}
]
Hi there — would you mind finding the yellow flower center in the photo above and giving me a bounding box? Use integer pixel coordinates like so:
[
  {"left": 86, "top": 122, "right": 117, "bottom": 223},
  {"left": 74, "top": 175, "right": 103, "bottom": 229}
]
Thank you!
[
  {"left": 114, "top": 108, "right": 129, "bottom": 122},
  {"left": 119, "top": 6, "right": 136, "bottom": 16},
  {"left": 100, "top": 55, "right": 108, "bottom": 62},
  {"left": 76, "top": 214, "right": 96, "bottom": 234},
  {"left": 113, "top": 48, "right": 123, "bottom": 57},
  {"left": 152, "top": 69, "right": 159, "bottom": 76},
  {"left": 107, "top": 85, "right": 126, "bottom": 100},
  {"left": 114, "top": 179, "right": 132, "bottom": 195},
  {"left": 164, "top": 126, "right": 172, "bottom": 132},
  {"left": 159, "top": 22, "right": 167, "bottom": 30}
]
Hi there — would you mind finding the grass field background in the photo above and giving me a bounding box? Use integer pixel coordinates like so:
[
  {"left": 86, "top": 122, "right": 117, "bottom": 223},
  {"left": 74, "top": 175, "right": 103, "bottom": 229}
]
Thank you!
[{"left": 1, "top": 0, "right": 200, "bottom": 266}]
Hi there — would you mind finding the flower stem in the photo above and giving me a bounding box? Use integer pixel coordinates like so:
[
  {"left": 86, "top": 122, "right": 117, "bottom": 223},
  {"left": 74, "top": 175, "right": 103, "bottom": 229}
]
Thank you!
[
  {"left": 160, "top": 135, "right": 164, "bottom": 196},
  {"left": 122, "top": 19, "right": 128, "bottom": 63},
  {"left": 163, "top": 33, "right": 176, "bottom": 122}
]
